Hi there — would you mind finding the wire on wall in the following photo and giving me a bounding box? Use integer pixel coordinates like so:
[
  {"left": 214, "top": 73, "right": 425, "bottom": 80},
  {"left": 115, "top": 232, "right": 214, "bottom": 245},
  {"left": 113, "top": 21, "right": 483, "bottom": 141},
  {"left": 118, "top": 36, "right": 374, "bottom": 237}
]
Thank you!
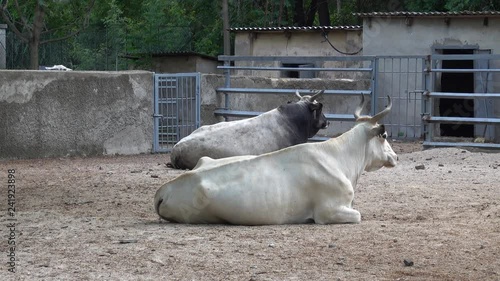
[{"left": 320, "top": 27, "right": 363, "bottom": 55}]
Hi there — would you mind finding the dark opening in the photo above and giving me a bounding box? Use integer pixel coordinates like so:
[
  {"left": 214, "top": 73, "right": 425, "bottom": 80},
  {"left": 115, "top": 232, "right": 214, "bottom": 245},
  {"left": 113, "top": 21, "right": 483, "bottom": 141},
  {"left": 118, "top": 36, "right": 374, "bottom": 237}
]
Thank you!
[
  {"left": 282, "top": 63, "right": 301, "bottom": 78},
  {"left": 281, "top": 63, "right": 315, "bottom": 78},
  {"left": 439, "top": 49, "right": 475, "bottom": 137}
]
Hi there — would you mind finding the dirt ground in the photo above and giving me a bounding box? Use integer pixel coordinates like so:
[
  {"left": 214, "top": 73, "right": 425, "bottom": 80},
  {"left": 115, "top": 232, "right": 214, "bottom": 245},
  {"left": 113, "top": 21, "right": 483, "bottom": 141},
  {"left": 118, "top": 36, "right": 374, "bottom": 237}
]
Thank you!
[{"left": 1, "top": 141, "right": 499, "bottom": 281}]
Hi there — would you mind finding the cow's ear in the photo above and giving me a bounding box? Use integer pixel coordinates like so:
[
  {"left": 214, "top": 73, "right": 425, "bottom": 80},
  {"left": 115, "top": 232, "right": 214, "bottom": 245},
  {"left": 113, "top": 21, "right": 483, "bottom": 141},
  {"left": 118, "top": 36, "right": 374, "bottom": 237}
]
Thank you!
[
  {"left": 308, "top": 102, "right": 322, "bottom": 111},
  {"left": 369, "top": 124, "right": 386, "bottom": 137}
]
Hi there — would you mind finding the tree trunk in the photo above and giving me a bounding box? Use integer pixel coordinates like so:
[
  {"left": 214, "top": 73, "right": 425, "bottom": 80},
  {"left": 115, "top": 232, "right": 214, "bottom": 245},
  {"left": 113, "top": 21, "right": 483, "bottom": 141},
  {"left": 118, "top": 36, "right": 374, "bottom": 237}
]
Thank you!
[
  {"left": 278, "top": 0, "right": 285, "bottom": 26},
  {"left": 317, "top": 0, "right": 330, "bottom": 26},
  {"left": 305, "top": 0, "right": 317, "bottom": 26},
  {"left": 293, "top": 0, "right": 305, "bottom": 26},
  {"left": 222, "top": 0, "right": 230, "bottom": 56},
  {"left": 29, "top": 1, "right": 45, "bottom": 70}
]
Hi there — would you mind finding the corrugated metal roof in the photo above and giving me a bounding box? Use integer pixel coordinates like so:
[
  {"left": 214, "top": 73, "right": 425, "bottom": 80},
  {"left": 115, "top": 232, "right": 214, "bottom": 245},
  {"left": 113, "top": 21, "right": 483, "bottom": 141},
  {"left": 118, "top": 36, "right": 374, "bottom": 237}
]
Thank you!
[
  {"left": 353, "top": 11, "right": 500, "bottom": 17},
  {"left": 122, "top": 51, "right": 218, "bottom": 61},
  {"left": 230, "top": 26, "right": 362, "bottom": 32}
]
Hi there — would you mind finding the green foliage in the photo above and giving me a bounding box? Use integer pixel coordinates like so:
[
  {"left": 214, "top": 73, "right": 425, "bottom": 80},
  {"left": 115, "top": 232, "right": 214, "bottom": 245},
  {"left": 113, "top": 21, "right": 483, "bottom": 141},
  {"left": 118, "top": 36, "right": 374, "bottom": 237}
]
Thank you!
[
  {"left": 4, "top": 0, "right": 499, "bottom": 70},
  {"left": 444, "top": 0, "right": 498, "bottom": 11},
  {"left": 404, "top": 0, "right": 448, "bottom": 11}
]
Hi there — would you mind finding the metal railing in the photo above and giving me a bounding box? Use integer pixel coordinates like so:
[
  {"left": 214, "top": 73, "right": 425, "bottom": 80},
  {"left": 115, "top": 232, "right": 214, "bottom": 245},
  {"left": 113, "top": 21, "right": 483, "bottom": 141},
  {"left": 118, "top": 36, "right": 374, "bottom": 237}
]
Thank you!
[
  {"left": 216, "top": 55, "right": 427, "bottom": 140},
  {"left": 216, "top": 55, "right": 376, "bottom": 135},
  {"left": 422, "top": 53, "right": 500, "bottom": 149},
  {"left": 153, "top": 73, "right": 200, "bottom": 152},
  {"left": 375, "top": 56, "right": 426, "bottom": 139}
]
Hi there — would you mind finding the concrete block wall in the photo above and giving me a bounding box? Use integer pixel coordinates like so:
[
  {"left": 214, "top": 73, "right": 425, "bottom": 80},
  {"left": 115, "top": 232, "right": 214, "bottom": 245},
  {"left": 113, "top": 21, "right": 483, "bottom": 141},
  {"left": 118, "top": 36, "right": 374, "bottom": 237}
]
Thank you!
[{"left": 0, "top": 70, "right": 153, "bottom": 159}]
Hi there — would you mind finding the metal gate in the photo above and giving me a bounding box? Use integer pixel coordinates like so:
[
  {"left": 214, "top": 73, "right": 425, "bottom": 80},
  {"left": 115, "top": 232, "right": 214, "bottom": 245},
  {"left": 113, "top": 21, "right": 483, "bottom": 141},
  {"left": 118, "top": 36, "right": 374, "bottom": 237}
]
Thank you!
[
  {"left": 421, "top": 53, "right": 500, "bottom": 149},
  {"left": 374, "top": 56, "right": 426, "bottom": 139},
  {"left": 153, "top": 73, "right": 200, "bottom": 152}
]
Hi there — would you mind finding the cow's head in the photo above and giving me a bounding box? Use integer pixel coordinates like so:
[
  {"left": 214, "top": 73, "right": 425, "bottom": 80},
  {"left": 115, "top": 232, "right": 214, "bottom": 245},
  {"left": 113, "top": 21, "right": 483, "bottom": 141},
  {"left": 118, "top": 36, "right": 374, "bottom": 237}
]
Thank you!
[
  {"left": 353, "top": 94, "right": 398, "bottom": 172},
  {"left": 295, "top": 90, "right": 329, "bottom": 131}
]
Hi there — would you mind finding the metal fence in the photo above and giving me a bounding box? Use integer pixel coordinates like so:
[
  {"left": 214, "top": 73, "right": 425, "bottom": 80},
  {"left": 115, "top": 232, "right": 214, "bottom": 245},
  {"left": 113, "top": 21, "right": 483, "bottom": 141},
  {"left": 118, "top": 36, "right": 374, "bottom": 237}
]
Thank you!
[
  {"left": 217, "top": 55, "right": 426, "bottom": 140},
  {"left": 375, "top": 56, "right": 426, "bottom": 139},
  {"left": 153, "top": 73, "right": 200, "bottom": 153},
  {"left": 4, "top": 24, "right": 193, "bottom": 70},
  {"left": 422, "top": 53, "right": 500, "bottom": 149}
]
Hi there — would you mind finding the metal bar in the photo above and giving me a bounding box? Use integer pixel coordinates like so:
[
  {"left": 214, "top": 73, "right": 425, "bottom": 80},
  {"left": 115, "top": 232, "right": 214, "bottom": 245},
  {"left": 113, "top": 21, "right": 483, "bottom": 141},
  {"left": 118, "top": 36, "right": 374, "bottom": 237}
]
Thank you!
[
  {"left": 213, "top": 109, "right": 356, "bottom": 121},
  {"left": 153, "top": 74, "right": 160, "bottom": 152},
  {"left": 370, "top": 58, "right": 377, "bottom": 116},
  {"left": 195, "top": 73, "right": 201, "bottom": 128},
  {"left": 218, "top": 55, "right": 427, "bottom": 62},
  {"left": 213, "top": 110, "right": 263, "bottom": 118},
  {"left": 217, "top": 66, "right": 373, "bottom": 72},
  {"left": 308, "top": 136, "right": 330, "bottom": 142},
  {"left": 431, "top": 54, "right": 500, "bottom": 60},
  {"left": 216, "top": 88, "right": 371, "bottom": 95},
  {"left": 431, "top": 68, "right": 500, "bottom": 73},
  {"left": 423, "top": 141, "right": 500, "bottom": 149},
  {"left": 422, "top": 116, "right": 500, "bottom": 125},
  {"left": 425, "top": 92, "right": 500, "bottom": 98},
  {"left": 218, "top": 55, "right": 376, "bottom": 62}
]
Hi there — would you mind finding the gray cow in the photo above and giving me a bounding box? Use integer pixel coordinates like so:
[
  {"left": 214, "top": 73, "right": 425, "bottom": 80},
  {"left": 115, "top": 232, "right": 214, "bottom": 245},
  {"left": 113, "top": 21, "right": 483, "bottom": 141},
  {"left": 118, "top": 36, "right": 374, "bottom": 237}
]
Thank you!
[{"left": 169, "top": 90, "right": 328, "bottom": 169}]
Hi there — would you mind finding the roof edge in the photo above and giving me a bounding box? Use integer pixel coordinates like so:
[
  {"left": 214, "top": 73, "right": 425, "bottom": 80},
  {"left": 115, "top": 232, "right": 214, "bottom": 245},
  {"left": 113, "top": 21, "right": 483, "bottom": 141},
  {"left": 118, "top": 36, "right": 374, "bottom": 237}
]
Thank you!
[
  {"left": 230, "top": 25, "right": 362, "bottom": 32},
  {"left": 353, "top": 11, "right": 500, "bottom": 18}
]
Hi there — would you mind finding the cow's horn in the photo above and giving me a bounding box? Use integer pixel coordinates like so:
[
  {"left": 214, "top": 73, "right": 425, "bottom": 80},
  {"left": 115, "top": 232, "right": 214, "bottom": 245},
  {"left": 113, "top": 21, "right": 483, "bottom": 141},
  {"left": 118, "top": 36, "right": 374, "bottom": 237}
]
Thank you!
[
  {"left": 354, "top": 93, "right": 366, "bottom": 120},
  {"left": 371, "top": 95, "right": 392, "bottom": 123},
  {"left": 295, "top": 90, "right": 302, "bottom": 99},
  {"left": 309, "top": 90, "right": 324, "bottom": 102}
]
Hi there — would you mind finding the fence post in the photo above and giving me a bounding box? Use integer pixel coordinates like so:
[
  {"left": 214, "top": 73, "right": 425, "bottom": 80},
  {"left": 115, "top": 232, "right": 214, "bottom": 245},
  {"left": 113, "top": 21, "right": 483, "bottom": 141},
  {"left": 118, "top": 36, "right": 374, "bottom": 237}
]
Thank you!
[
  {"left": 0, "top": 24, "right": 7, "bottom": 69},
  {"left": 371, "top": 57, "right": 378, "bottom": 116},
  {"left": 223, "top": 58, "right": 231, "bottom": 121}
]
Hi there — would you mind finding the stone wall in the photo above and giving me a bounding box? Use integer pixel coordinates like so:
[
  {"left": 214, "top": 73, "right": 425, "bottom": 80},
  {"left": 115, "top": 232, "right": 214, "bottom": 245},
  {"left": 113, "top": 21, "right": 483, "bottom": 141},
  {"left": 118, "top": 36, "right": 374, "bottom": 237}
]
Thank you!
[{"left": 0, "top": 70, "right": 153, "bottom": 159}]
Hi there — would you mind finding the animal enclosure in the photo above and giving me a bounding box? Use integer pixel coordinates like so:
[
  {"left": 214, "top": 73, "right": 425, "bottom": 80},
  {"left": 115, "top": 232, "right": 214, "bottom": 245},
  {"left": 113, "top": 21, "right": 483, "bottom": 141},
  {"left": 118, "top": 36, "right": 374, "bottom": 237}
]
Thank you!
[{"left": 1, "top": 143, "right": 498, "bottom": 280}]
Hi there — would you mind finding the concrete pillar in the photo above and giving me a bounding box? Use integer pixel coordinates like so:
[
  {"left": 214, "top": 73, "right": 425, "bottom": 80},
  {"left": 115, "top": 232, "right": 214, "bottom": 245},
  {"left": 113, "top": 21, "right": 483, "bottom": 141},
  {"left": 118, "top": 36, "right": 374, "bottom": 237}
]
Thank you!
[{"left": 0, "top": 24, "right": 6, "bottom": 69}]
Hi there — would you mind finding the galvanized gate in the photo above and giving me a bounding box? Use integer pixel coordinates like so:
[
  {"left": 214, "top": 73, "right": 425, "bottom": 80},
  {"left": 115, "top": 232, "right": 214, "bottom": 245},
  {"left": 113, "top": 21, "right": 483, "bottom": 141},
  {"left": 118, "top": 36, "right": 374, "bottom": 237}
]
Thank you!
[
  {"left": 153, "top": 73, "right": 200, "bottom": 152},
  {"left": 374, "top": 56, "right": 426, "bottom": 139}
]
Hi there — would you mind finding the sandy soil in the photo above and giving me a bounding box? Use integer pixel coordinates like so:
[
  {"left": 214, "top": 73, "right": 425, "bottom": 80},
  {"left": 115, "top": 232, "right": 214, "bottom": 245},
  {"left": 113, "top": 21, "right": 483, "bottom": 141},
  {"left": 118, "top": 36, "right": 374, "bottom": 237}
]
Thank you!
[{"left": 1, "top": 141, "right": 499, "bottom": 281}]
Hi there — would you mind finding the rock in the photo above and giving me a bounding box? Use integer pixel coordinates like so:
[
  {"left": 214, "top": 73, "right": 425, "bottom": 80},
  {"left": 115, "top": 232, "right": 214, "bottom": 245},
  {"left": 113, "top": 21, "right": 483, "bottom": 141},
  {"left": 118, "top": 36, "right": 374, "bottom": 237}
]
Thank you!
[
  {"left": 415, "top": 164, "right": 425, "bottom": 170},
  {"left": 425, "top": 157, "right": 432, "bottom": 161},
  {"left": 151, "top": 174, "right": 159, "bottom": 178},
  {"left": 474, "top": 137, "right": 485, "bottom": 143},
  {"left": 403, "top": 259, "right": 414, "bottom": 266},
  {"left": 328, "top": 244, "right": 336, "bottom": 249},
  {"left": 438, "top": 164, "right": 444, "bottom": 167}
]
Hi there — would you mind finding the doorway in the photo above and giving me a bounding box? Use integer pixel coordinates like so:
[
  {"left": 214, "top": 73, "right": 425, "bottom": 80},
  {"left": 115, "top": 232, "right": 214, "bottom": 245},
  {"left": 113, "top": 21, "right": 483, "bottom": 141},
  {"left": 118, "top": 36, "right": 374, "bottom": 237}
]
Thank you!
[{"left": 438, "top": 49, "right": 475, "bottom": 137}]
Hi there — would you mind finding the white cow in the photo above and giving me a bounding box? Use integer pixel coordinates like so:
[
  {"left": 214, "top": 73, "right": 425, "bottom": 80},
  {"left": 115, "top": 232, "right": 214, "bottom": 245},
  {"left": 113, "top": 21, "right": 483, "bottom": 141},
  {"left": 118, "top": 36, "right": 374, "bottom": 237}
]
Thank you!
[{"left": 154, "top": 95, "right": 397, "bottom": 225}]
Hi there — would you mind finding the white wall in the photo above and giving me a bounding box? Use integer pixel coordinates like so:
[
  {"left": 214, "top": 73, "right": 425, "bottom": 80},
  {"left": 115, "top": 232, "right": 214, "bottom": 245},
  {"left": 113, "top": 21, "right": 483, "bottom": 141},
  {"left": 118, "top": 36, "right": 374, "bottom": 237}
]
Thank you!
[
  {"left": 362, "top": 17, "right": 500, "bottom": 55},
  {"left": 233, "top": 30, "right": 363, "bottom": 78},
  {"left": 363, "top": 16, "right": 500, "bottom": 141}
]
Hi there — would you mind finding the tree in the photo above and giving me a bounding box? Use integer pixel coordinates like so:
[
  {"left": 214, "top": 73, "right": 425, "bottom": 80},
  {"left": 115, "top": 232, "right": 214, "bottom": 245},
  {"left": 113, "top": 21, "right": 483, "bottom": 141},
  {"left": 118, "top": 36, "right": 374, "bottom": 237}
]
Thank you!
[{"left": 0, "top": 0, "right": 95, "bottom": 69}]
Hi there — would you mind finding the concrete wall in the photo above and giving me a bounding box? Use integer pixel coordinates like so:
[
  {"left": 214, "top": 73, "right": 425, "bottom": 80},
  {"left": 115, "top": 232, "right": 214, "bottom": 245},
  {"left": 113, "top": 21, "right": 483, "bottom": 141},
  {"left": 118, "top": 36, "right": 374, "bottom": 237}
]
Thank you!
[
  {"left": 233, "top": 30, "right": 363, "bottom": 78},
  {"left": 134, "top": 55, "right": 221, "bottom": 74},
  {"left": 0, "top": 24, "right": 6, "bottom": 69},
  {"left": 200, "top": 74, "right": 371, "bottom": 137},
  {"left": 0, "top": 70, "right": 153, "bottom": 159},
  {"left": 0, "top": 70, "right": 369, "bottom": 159},
  {"left": 362, "top": 17, "right": 500, "bottom": 56},
  {"left": 362, "top": 17, "right": 500, "bottom": 141}
]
